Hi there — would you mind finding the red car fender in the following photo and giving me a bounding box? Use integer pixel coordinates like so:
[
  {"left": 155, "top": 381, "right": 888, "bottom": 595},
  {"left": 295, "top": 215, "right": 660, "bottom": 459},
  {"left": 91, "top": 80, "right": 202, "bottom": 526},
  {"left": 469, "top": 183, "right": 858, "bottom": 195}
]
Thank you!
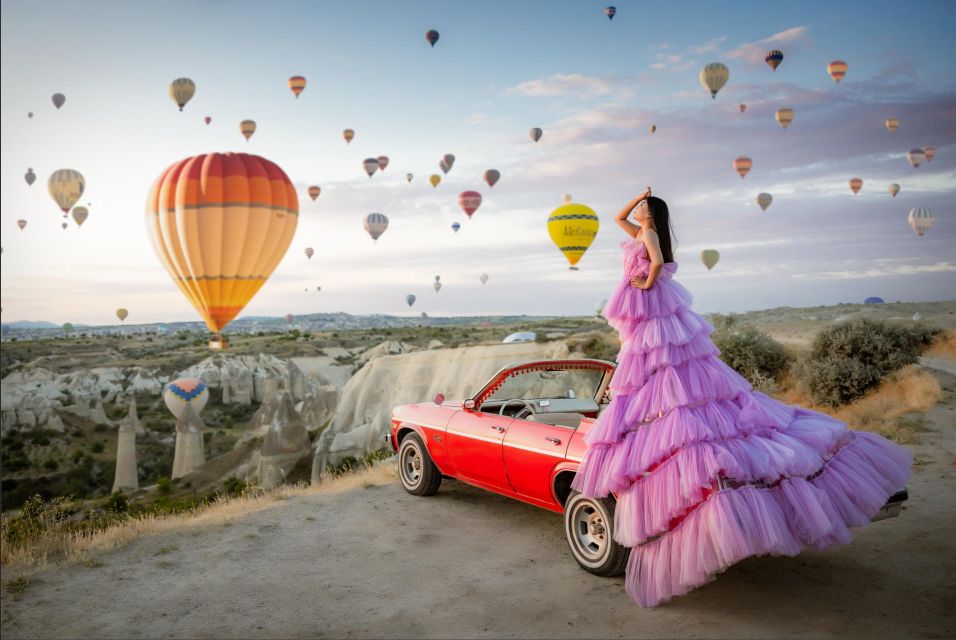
[
  {"left": 549, "top": 460, "right": 580, "bottom": 507},
  {"left": 392, "top": 421, "right": 451, "bottom": 475}
]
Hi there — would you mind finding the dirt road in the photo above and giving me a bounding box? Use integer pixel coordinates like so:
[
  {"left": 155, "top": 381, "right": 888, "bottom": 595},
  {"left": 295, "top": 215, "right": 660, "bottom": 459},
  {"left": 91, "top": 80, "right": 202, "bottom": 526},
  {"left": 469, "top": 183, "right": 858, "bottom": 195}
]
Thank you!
[{"left": 3, "top": 365, "right": 955, "bottom": 639}]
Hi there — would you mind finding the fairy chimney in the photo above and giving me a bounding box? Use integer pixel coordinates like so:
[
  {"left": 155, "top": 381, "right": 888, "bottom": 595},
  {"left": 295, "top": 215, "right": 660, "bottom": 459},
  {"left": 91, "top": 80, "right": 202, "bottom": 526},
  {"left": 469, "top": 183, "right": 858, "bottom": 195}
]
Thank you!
[
  {"left": 171, "top": 402, "right": 206, "bottom": 479},
  {"left": 112, "top": 417, "right": 139, "bottom": 493},
  {"left": 123, "top": 396, "right": 146, "bottom": 436},
  {"left": 257, "top": 390, "right": 311, "bottom": 489}
]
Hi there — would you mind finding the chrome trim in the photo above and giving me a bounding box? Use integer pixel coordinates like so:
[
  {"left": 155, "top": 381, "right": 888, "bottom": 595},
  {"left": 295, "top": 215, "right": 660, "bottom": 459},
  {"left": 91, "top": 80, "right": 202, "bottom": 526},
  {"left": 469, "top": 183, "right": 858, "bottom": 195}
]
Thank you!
[{"left": 503, "top": 439, "right": 566, "bottom": 459}]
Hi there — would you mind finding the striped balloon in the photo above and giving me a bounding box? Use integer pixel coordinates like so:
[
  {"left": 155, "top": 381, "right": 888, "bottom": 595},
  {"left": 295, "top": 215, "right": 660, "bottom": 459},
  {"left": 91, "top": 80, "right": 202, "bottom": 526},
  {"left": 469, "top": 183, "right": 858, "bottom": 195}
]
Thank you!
[
  {"left": 288, "top": 75, "right": 307, "bottom": 99},
  {"left": 765, "top": 49, "right": 784, "bottom": 71},
  {"left": 849, "top": 178, "right": 863, "bottom": 194},
  {"left": 699, "top": 62, "right": 729, "bottom": 98},
  {"left": 775, "top": 108, "right": 794, "bottom": 129},
  {"left": 529, "top": 127, "right": 543, "bottom": 142},
  {"left": 240, "top": 119, "right": 256, "bottom": 141},
  {"left": 363, "top": 213, "right": 389, "bottom": 242},
  {"left": 827, "top": 61, "right": 848, "bottom": 83},
  {"left": 48, "top": 169, "right": 85, "bottom": 215},
  {"left": 305, "top": 247, "right": 314, "bottom": 260},
  {"left": 733, "top": 156, "right": 752, "bottom": 178},
  {"left": 907, "top": 149, "right": 926, "bottom": 168},
  {"left": 164, "top": 379, "right": 209, "bottom": 419},
  {"left": 547, "top": 203, "right": 599, "bottom": 270},
  {"left": 458, "top": 191, "right": 482, "bottom": 218},
  {"left": 146, "top": 153, "right": 298, "bottom": 335},
  {"left": 72, "top": 206, "right": 89, "bottom": 227},
  {"left": 168, "top": 78, "right": 196, "bottom": 111},
  {"left": 885, "top": 117, "right": 899, "bottom": 132},
  {"left": 363, "top": 158, "right": 379, "bottom": 177},
  {"left": 307, "top": 186, "right": 321, "bottom": 201},
  {"left": 908, "top": 208, "right": 933, "bottom": 236},
  {"left": 923, "top": 146, "right": 936, "bottom": 162}
]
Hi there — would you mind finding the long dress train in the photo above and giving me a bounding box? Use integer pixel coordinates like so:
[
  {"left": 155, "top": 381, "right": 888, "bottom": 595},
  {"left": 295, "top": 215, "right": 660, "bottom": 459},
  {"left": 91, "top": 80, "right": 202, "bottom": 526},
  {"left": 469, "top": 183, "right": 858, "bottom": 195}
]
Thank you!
[{"left": 570, "top": 237, "right": 913, "bottom": 607}]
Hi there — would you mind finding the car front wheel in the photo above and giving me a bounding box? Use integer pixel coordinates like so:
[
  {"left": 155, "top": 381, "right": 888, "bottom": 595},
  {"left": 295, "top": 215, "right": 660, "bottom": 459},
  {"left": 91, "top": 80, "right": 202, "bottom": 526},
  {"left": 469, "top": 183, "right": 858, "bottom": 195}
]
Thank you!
[
  {"left": 564, "top": 490, "right": 630, "bottom": 577},
  {"left": 398, "top": 432, "right": 442, "bottom": 496}
]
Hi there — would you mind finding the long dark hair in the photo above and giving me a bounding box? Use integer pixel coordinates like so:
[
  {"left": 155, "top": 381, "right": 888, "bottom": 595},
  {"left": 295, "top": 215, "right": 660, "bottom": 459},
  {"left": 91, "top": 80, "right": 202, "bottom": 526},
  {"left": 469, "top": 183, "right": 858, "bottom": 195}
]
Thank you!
[{"left": 646, "top": 196, "right": 676, "bottom": 263}]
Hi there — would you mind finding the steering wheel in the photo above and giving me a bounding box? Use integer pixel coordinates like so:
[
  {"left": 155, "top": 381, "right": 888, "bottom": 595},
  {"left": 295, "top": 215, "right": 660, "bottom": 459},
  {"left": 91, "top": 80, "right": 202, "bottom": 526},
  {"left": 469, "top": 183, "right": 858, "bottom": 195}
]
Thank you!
[{"left": 499, "top": 398, "right": 537, "bottom": 419}]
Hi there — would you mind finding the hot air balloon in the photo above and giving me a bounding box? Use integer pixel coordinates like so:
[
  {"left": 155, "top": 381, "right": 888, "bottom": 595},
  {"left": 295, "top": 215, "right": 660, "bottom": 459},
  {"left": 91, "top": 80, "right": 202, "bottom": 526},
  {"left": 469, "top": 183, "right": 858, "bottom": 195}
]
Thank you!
[
  {"left": 885, "top": 117, "right": 899, "bottom": 132},
  {"left": 439, "top": 159, "right": 451, "bottom": 175},
  {"left": 529, "top": 127, "right": 543, "bottom": 142},
  {"left": 700, "top": 250, "right": 719, "bottom": 271},
  {"left": 433, "top": 280, "right": 442, "bottom": 293},
  {"left": 316, "top": 286, "right": 321, "bottom": 292},
  {"left": 827, "top": 61, "right": 848, "bottom": 83},
  {"left": 733, "top": 156, "right": 752, "bottom": 178},
  {"left": 547, "top": 203, "right": 599, "bottom": 270},
  {"left": 163, "top": 379, "right": 209, "bottom": 418},
  {"left": 443, "top": 154, "right": 456, "bottom": 167},
  {"left": 24, "top": 168, "right": 36, "bottom": 186},
  {"left": 72, "top": 206, "right": 89, "bottom": 227},
  {"left": 775, "top": 108, "right": 794, "bottom": 129},
  {"left": 204, "top": 116, "right": 212, "bottom": 125},
  {"left": 17, "top": 219, "right": 27, "bottom": 230},
  {"left": 425, "top": 29, "right": 439, "bottom": 47},
  {"left": 924, "top": 146, "right": 936, "bottom": 162},
  {"left": 52, "top": 93, "right": 65, "bottom": 109},
  {"left": 604, "top": 6, "right": 616, "bottom": 20},
  {"left": 451, "top": 222, "right": 461, "bottom": 233},
  {"left": 429, "top": 174, "right": 441, "bottom": 188},
  {"left": 363, "top": 158, "right": 379, "bottom": 177},
  {"left": 377, "top": 155, "right": 390, "bottom": 171},
  {"left": 765, "top": 50, "right": 784, "bottom": 71},
  {"left": 907, "top": 149, "right": 926, "bottom": 168},
  {"left": 863, "top": 297, "right": 885, "bottom": 305},
  {"left": 343, "top": 129, "right": 355, "bottom": 144},
  {"left": 907, "top": 207, "right": 934, "bottom": 236},
  {"left": 756, "top": 193, "right": 773, "bottom": 211},
  {"left": 240, "top": 120, "right": 256, "bottom": 141},
  {"left": 699, "top": 63, "right": 729, "bottom": 98},
  {"left": 406, "top": 173, "right": 414, "bottom": 183},
  {"left": 288, "top": 75, "right": 307, "bottom": 99},
  {"left": 563, "top": 194, "right": 572, "bottom": 204},
  {"left": 62, "top": 322, "right": 74, "bottom": 334},
  {"left": 305, "top": 247, "right": 314, "bottom": 260},
  {"left": 649, "top": 124, "right": 657, "bottom": 134},
  {"left": 116, "top": 308, "right": 128, "bottom": 322},
  {"left": 406, "top": 294, "right": 416, "bottom": 307},
  {"left": 849, "top": 178, "right": 863, "bottom": 194},
  {"left": 48, "top": 169, "right": 85, "bottom": 216},
  {"left": 363, "top": 213, "right": 389, "bottom": 242},
  {"left": 61, "top": 222, "right": 68, "bottom": 230},
  {"left": 480, "top": 273, "right": 489, "bottom": 285},
  {"left": 146, "top": 152, "right": 298, "bottom": 344},
  {"left": 168, "top": 78, "right": 195, "bottom": 111},
  {"left": 308, "top": 186, "right": 321, "bottom": 201},
  {"left": 888, "top": 183, "right": 900, "bottom": 198},
  {"left": 27, "top": 112, "right": 33, "bottom": 118},
  {"left": 458, "top": 191, "right": 482, "bottom": 218},
  {"left": 285, "top": 313, "right": 294, "bottom": 324},
  {"left": 484, "top": 169, "right": 500, "bottom": 187},
  {"left": 737, "top": 103, "right": 747, "bottom": 113}
]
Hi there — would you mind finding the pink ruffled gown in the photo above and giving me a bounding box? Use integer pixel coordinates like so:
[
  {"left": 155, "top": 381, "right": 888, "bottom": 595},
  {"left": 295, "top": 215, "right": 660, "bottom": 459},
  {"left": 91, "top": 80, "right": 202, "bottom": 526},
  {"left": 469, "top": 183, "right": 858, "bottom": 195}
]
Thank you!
[{"left": 571, "top": 237, "right": 913, "bottom": 607}]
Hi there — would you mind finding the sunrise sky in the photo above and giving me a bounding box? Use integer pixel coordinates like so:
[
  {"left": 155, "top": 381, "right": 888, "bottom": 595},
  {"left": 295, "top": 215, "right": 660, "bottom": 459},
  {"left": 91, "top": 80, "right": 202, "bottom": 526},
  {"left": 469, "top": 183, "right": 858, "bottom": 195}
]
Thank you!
[{"left": 2, "top": 0, "right": 954, "bottom": 326}]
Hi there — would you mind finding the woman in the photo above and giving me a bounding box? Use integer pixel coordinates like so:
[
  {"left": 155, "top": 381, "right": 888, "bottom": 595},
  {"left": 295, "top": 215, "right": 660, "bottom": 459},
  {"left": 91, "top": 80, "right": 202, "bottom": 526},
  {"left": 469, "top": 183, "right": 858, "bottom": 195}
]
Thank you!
[{"left": 571, "top": 187, "right": 913, "bottom": 607}]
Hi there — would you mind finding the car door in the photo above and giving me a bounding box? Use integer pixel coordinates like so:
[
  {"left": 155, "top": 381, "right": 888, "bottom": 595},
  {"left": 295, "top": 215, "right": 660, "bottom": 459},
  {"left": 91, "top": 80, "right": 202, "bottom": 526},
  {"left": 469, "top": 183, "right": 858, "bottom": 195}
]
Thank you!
[
  {"left": 445, "top": 409, "right": 514, "bottom": 490},
  {"left": 502, "top": 416, "right": 572, "bottom": 503}
]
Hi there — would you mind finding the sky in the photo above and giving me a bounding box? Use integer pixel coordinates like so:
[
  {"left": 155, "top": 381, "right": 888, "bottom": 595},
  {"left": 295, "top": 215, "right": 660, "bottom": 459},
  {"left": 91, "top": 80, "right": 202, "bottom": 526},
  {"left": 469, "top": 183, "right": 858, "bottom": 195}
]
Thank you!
[{"left": 1, "top": 0, "right": 954, "bottom": 327}]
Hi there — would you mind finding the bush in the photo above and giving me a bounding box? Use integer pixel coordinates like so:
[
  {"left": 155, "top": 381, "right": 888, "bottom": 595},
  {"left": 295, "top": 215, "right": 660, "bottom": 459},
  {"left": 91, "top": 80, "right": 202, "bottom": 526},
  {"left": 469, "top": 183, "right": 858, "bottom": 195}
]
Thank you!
[
  {"left": 105, "top": 492, "right": 129, "bottom": 513},
  {"left": 711, "top": 317, "right": 789, "bottom": 386},
  {"left": 90, "top": 442, "right": 105, "bottom": 454},
  {"left": 156, "top": 476, "right": 172, "bottom": 495},
  {"left": 94, "top": 424, "right": 109, "bottom": 433},
  {"left": 223, "top": 477, "right": 247, "bottom": 496}
]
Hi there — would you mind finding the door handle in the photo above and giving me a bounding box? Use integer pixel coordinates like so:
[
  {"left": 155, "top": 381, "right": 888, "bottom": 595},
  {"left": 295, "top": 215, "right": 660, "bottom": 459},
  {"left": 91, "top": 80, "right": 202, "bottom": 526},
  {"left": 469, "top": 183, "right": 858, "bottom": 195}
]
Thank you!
[
  {"left": 490, "top": 425, "right": 505, "bottom": 432},
  {"left": 545, "top": 436, "right": 561, "bottom": 445}
]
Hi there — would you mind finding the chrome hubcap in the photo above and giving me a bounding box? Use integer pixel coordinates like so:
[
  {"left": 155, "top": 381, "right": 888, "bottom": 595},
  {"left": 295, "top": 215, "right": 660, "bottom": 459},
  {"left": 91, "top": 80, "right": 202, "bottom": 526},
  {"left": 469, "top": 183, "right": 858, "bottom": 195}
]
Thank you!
[
  {"left": 401, "top": 444, "right": 421, "bottom": 486},
  {"left": 572, "top": 502, "right": 607, "bottom": 559}
]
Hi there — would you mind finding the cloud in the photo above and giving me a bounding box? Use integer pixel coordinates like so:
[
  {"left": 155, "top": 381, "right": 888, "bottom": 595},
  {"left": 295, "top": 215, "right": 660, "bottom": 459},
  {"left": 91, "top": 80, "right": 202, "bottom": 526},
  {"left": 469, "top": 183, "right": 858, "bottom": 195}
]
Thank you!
[
  {"left": 791, "top": 262, "right": 956, "bottom": 281},
  {"left": 726, "top": 26, "right": 810, "bottom": 65},
  {"left": 508, "top": 73, "right": 632, "bottom": 99},
  {"left": 690, "top": 36, "right": 728, "bottom": 56}
]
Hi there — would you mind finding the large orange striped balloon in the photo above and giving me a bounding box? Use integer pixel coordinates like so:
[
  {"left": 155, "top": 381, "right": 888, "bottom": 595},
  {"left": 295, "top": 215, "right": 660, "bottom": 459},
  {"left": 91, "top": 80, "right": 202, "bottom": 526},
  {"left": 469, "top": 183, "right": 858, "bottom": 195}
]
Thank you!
[{"left": 146, "top": 153, "right": 298, "bottom": 335}]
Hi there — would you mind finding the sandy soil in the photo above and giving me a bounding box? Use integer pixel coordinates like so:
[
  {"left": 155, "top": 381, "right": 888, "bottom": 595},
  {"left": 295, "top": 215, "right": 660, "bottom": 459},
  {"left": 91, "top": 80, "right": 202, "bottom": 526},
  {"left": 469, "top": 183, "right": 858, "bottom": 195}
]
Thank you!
[{"left": 3, "top": 361, "right": 955, "bottom": 639}]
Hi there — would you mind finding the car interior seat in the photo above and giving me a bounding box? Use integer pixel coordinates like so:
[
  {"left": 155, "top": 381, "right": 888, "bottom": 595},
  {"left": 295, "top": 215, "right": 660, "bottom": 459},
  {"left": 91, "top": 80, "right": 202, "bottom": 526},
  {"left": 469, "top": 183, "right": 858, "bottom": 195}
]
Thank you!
[{"left": 527, "top": 412, "right": 586, "bottom": 428}]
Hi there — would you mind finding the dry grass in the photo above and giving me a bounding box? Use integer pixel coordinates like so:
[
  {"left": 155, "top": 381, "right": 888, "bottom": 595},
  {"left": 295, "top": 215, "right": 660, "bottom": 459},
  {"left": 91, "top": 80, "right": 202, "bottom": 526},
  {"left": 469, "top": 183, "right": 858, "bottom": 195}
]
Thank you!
[
  {"left": 777, "top": 364, "right": 944, "bottom": 443},
  {"left": 926, "top": 329, "right": 956, "bottom": 358},
  {"left": 2, "top": 460, "right": 397, "bottom": 576}
]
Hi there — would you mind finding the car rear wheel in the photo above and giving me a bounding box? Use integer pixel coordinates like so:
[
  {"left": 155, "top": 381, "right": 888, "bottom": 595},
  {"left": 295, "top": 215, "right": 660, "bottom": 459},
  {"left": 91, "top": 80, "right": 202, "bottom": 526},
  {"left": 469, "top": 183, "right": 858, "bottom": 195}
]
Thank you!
[
  {"left": 564, "top": 490, "right": 629, "bottom": 577},
  {"left": 398, "top": 432, "right": 442, "bottom": 496}
]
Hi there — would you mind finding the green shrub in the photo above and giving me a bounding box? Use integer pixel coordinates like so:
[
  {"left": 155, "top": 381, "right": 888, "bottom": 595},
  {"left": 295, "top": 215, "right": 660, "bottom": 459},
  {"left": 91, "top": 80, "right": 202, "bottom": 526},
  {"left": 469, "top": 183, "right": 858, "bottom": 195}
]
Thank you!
[
  {"left": 156, "top": 476, "right": 172, "bottom": 495},
  {"left": 223, "top": 477, "right": 247, "bottom": 496},
  {"left": 105, "top": 492, "right": 128, "bottom": 513},
  {"left": 43, "top": 459, "right": 60, "bottom": 471},
  {"left": 712, "top": 322, "right": 789, "bottom": 385},
  {"left": 90, "top": 442, "right": 105, "bottom": 454},
  {"left": 94, "top": 424, "right": 109, "bottom": 433},
  {"left": 1, "top": 495, "right": 74, "bottom": 551}
]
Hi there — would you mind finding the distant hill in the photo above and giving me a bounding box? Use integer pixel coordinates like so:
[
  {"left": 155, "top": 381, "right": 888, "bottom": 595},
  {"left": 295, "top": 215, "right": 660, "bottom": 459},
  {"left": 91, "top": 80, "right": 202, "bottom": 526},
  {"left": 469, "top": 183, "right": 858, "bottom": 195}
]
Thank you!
[{"left": 2, "top": 320, "right": 59, "bottom": 329}]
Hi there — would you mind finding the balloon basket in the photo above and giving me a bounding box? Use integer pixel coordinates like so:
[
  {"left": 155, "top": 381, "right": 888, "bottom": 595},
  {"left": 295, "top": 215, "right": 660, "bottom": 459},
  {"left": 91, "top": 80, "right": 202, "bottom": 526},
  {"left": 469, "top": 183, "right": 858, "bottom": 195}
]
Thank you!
[{"left": 209, "top": 336, "right": 229, "bottom": 350}]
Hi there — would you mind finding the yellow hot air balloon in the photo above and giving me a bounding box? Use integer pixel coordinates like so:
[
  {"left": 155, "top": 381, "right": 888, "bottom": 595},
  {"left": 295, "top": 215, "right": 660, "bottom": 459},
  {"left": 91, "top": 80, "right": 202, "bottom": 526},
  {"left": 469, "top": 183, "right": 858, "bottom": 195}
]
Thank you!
[
  {"left": 700, "top": 250, "right": 719, "bottom": 271},
  {"left": 288, "top": 75, "right": 306, "bottom": 99},
  {"left": 885, "top": 117, "right": 899, "bottom": 132},
  {"left": 168, "top": 78, "right": 196, "bottom": 111},
  {"left": 48, "top": 169, "right": 85, "bottom": 217},
  {"left": 343, "top": 129, "right": 355, "bottom": 144},
  {"left": 699, "top": 62, "right": 729, "bottom": 98},
  {"left": 72, "top": 206, "right": 89, "bottom": 227},
  {"left": 429, "top": 174, "right": 441, "bottom": 188},
  {"left": 775, "top": 108, "right": 794, "bottom": 129},
  {"left": 116, "top": 308, "right": 129, "bottom": 322},
  {"left": 547, "top": 203, "right": 599, "bottom": 270},
  {"left": 146, "top": 152, "right": 297, "bottom": 345},
  {"left": 240, "top": 120, "right": 256, "bottom": 141}
]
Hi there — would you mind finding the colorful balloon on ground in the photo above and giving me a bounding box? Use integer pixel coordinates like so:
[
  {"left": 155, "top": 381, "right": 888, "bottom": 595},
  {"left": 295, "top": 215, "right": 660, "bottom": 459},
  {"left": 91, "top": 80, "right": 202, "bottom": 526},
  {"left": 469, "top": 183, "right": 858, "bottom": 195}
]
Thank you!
[
  {"left": 72, "top": 206, "right": 89, "bottom": 227},
  {"left": 828, "top": 61, "right": 848, "bottom": 83},
  {"left": 907, "top": 149, "right": 925, "bottom": 168},
  {"left": 377, "top": 155, "right": 390, "bottom": 171},
  {"left": 169, "top": 78, "right": 196, "bottom": 111},
  {"left": 864, "top": 297, "right": 884, "bottom": 304},
  {"left": 765, "top": 50, "right": 784, "bottom": 71},
  {"left": 24, "top": 168, "right": 36, "bottom": 186},
  {"left": 308, "top": 186, "right": 321, "bottom": 201},
  {"left": 425, "top": 29, "right": 439, "bottom": 47},
  {"left": 885, "top": 117, "right": 899, "bottom": 132},
  {"left": 146, "top": 152, "right": 298, "bottom": 336},
  {"left": 888, "top": 183, "right": 900, "bottom": 198},
  {"left": 240, "top": 120, "right": 256, "bottom": 141},
  {"left": 17, "top": 219, "right": 27, "bottom": 230},
  {"left": 406, "top": 173, "right": 414, "bottom": 183},
  {"left": 737, "top": 103, "right": 747, "bottom": 113},
  {"left": 116, "top": 308, "right": 128, "bottom": 322},
  {"left": 923, "top": 146, "right": 936, "bottom": 162},
  {"left": 163, "top": 379, "right": 209, "bottom": 418},
  {"left": 529, "top": 127, "right": 543, "bottom": 142},
  {"left": 700, "top": 250, "right": 720, "bottom": 271},
  {"left": 547, "top": 203, "right": 599, "bottom": 270},
  {"left": 288, "top": 76, "right": 306, "bottom": 99},
  {"left": 363, "top": 158, "right": 379, "bottom": 177},
  {"left": 775, "top": 108, "right": 794, "bottom": 129},
  {"left": 604, "top": 6, "right": 616, "bottom": 20},
  {"left": 48, "top": 169, "right": 85, "bottom": 216},
  {"left": 458, "top": 191, "right": 482, "bottom": 218},
  {"left": 907, "top": 208, "right": 933, "bottom": 236},
  {"left": 406, "top": 294, "right": 416, "bottom": 307},
  {"left": 451, "top": 222, "right": 461, "bottom": 233},
  {"left": 484, "top": 169, "right": 500, "bottom": 187},
  {"left": 363, "top": 213, "right": 388, "bottom": 242},
  {"left": 733, "top": 156, "right": 752, "bottom": 178},
  {"left": 343, "top": 129, "right": 355, "bottom": 144},
  {"left": 849, "top": 178, "right": 863, "bottom": 194},
  {"left": 52, "top": 93, "right": 65, "bottom": 109},
  {"left": 305, "top": 247, "right": 314, "bottom": 260},
  {"left": 756, "top": 193, "right": 773, "bottom": 211},
  {"left": 480, "top": 273, "right": 489, "bottom": 285},
  {"left": 204, "top": 116, "right": 212, "bottom": 125},
  {"left": 699, "top": 63, "right": 729, "bottom": 98},
  {"left": 649, "top": 124, "right": 656, "bottom": 134},
  {"left": 429, "top": 174, "right": 441, "bottom": 187}
]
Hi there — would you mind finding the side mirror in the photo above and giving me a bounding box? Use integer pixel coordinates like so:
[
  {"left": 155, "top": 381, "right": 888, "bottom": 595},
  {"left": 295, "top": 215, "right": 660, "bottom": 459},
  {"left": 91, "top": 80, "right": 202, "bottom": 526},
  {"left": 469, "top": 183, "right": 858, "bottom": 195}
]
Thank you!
[
  {"left": 463, "top": 399, "right": 476, "bottom": 411},
  {"left": 433, "top": 392, "right": 446, "bottom": 406}
]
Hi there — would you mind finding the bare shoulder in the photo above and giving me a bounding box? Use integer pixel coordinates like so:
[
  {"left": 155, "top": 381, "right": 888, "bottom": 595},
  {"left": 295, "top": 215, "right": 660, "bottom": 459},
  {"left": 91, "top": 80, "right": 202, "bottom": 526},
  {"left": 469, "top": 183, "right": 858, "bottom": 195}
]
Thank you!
[{"left": 641, "top": 227, "right": 661, "bottom": 245}]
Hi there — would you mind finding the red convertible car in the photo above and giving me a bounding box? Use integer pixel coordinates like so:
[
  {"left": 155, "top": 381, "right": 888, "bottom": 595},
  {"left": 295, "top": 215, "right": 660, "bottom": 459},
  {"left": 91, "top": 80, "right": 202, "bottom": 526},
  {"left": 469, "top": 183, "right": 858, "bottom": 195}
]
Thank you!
[{"left": 387, "top": 358, "right": 908, "bottom": 576}]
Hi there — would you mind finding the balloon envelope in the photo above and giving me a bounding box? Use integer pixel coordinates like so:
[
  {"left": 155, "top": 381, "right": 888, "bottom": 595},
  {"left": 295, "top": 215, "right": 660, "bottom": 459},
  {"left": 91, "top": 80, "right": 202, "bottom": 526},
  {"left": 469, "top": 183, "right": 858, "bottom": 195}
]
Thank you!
[
  {"left": 240, "top": 120, "right": 256, "bottom": 141},
  {"left": 48, "top": 169, "right": 85, "bottom": 214},
  {"left": 737, "top": 103, "right": 747, "bottom": 113},
  {"left": 756, "top": 193, "right": 773, "bottom": 211},
  {"left": 116, "top": 308, "right": 128, "bottom": 321},
  {"left": 363, "top": 213, "right": 388, "bottom": 242},
  {"left": 923, "top": 147, "right": 936, "bottom": 162},
  {"left": 547, "top": 203, "right": 599, "bottom": 269},
  {"left": 907, "top": 149, "right": 925, "bottom": 168},
  {"left": 699, "top": 63, "right": 729, "bottom": 98},
  {"left": 52, "top": 93, "right": 65, "bottom": 109},
  {"left": 908, "top": 207, "right": 933, "bottom": 236},
  {"left": 25, "top": 168, "right": 36, "bottom": 186},
  {"left": 72, "top": 206, "right": 89, "bottom": 227},
  {"left": 480, "top": 273, "right": 489, "bottom": 285},
  {"left": 288, "top": 75, "right": 306, "bottom": 98},
  {"left": 305, "top": 247, "right": 314, "bottom": 260},
  {"left": 406, "top": 294, "right": 416, "bottom": 307},
  {"left": 164, "top": 379, "right": 209, "bottom": 418},
  {"left": 458, "top": 191, "right": 482, "bottom": 218},
  {"left": 343, "top": 129, "right": 355, "bottom": 144},
  {"left": 849, "top": 178, "right": 863, "bottom": 194},
  {"left": 377, "top": 155, "right": 390, "bottom": 171},
  {"left": 451, "top": 222, "right": 461, "bottom": 233},
  {"left": 888, "top": 183, "right": 900, "bottom": 198},
  {"left": 429, "top": 174, "right": 441, "bottom": 188},
  {"left": 433, "top": 281, "right": 442, "bottom": 292},
  {"left": 701, "top": 250, "right": 720, "bottom": 270},
  {"left": 828, "top": 60, "right": 848, "bottom": 83},
  {"left": 307, "top": 186, "right": 321, "bottom": 201},
  {"left": 604, "top": 6, "right": 616, "bottom": 20},
  {"left": 425, "top": 29, "right": 439, "bottom": 47},
  {"left": 363, "top": 158, "right": 379, "bottom": 177},
  {"left": 204, "top": 116, "right": 212, "bottom": 125},
  {"left": 405, "top": 173, "right": 413, "bottom": 183},
  {"left": 775, "top": 108, "right": 794, "bottom": 129},
  {"left": 733, "top": 156, "right": 752, "bottom": 178},
  {"left": 529, "top": 127, "right": 543, "bottom": 142},
  {"left": 765, "top": 50, "right": 784, "bottom": 71},
  {"left": 885, "top": 117, "right": 899, "bottom": 132},
  {"left": 169, "top": 78, "right": 196, "bottom": 111},
  {"left": 483, "top": 169, "right": 500, "bottom": 187},
  {"left": 864, "top": 297, "right": 885, "bottom": 304},
  {"left": 17, "top": 219, "right": 27, "bottom": 230}
]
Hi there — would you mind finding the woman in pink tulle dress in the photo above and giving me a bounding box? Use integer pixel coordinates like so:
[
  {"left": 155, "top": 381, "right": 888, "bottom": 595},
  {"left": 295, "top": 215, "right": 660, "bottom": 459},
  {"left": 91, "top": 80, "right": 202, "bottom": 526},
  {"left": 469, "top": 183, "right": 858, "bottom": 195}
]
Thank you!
[{"left": 571, "top": 187, "right": 913, "bottom": 607}]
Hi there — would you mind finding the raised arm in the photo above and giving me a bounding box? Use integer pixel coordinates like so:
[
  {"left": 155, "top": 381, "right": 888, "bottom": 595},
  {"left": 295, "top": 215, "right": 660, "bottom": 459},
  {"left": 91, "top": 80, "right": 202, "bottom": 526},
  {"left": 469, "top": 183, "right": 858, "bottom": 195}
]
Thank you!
[{"left": 616, "top": 186, "right": 652, "bottom": 238}]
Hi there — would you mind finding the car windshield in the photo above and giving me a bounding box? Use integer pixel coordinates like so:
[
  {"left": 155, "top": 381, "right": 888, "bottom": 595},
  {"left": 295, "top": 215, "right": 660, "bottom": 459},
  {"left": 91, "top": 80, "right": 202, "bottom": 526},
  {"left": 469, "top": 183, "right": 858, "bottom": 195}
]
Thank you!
[{"left": 484, "top": 366, "right": 606, "bottom": 403}]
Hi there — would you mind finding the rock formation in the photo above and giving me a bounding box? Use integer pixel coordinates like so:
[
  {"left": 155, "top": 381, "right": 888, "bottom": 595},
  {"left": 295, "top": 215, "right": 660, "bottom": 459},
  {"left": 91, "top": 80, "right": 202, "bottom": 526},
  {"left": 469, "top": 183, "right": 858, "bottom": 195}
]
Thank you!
[
  {"left": 355, "top": 340, "right": 415, "bottom": 367},
  {"left": 112, "top": 400, "right": 140, "bottom": 493},
  {"left": 121, "top": 396, "right": 146, "bottom": 436},
  {"left": 255, "top": 391, "right": 312, "bottom": 489},
  {"left": 171, "top": 403, "right": 206, "bottom": 479},
  {"left": 297, "top": 385, "right": 338, "bottom": 434},
  {"left": 176, "top": 354, "right": 307, "bottom": 405}
]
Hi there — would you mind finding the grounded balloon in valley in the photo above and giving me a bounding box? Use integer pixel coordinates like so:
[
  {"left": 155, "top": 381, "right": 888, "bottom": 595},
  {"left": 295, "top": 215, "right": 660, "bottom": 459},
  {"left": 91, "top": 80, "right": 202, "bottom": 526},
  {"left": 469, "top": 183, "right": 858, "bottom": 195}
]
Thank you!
[
  {"left": 169, "top": 78, "right": 196, "bottom": 111},
  {"left": 163, "top": 379, "right": 208, "bottom": 418}
]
